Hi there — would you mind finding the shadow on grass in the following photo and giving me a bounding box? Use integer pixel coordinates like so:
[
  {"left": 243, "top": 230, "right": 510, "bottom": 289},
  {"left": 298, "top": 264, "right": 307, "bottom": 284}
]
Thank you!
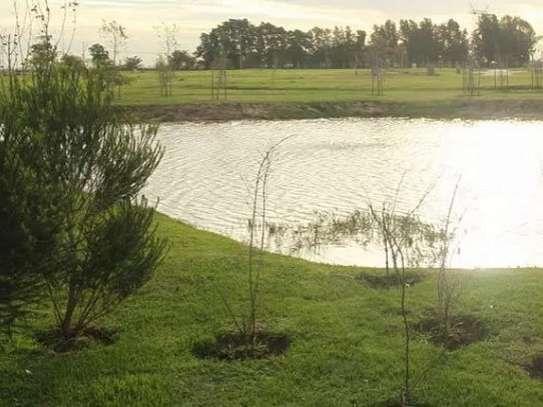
[
  {"left": 371, "top": 398, "right": 434, "bottom": 406},
  {"left": 357, "top": 271, "right": 427, "bottom": 290},
  {"left": 526, "top": 355, "right": 543, "bottom": 380},
  {"left": 192, "top": 331, "right": 290, "bottom": 361},
  {"left": 415, "top": 314, "right": 489, "bottom": 351},
  {"left": 0, "top": 326, "right": 123, "bottom": 405},
  {"left": 34, "top": 326, "right": 120, "bottom": 353}
]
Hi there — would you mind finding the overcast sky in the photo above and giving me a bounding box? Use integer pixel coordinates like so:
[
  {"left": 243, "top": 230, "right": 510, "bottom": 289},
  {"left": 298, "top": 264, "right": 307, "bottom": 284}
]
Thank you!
[{"left": 1, "top": 0, "right": 542, "bottom": 65}]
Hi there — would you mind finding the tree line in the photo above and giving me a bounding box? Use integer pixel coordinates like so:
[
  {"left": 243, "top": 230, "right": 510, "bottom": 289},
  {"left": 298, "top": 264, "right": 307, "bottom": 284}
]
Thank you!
[
  {"left": 194, "top": 15, "right": 538, "bottom": 70},
  {"left": 27, "top": 14, "right": 538, "bottom": 72}
]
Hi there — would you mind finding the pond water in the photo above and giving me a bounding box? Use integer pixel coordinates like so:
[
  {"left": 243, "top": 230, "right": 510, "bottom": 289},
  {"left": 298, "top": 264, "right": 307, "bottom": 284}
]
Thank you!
[{"left": 145, "top": 118, "right": 543, "bottom": 269}]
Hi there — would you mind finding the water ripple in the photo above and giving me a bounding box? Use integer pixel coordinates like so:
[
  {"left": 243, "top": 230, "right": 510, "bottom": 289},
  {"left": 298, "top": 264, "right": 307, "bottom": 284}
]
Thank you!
[{"left": 145, "top": 118, "right": 543, "bottom": 269}]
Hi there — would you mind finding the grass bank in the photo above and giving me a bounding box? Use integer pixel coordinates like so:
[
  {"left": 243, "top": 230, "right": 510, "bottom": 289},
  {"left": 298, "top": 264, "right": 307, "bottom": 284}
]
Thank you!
[
  {"left": 126, "top": 99, "right": 543, "bottom": 122},
  {"left": 118, "top": 68, "right": 543, "bottom": 122},
  {"left": 2, "top": 214, "right": 543, "bottom": 405}
]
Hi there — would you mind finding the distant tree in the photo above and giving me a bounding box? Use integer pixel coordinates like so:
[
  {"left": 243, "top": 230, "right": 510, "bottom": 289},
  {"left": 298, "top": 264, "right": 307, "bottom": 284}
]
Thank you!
[
  {"left": 286, "top": 29, "right": 312, "bottom": 68},
  {"left": 196, "top": 20, "right": 367, "bottom": 69},
  {"left": 353, "top": 30, "right": 367, "bottom": 68},
  {"left": 89, "top": 43, "right": 111, "bottom": 68},
  {"left": 253, "top": 23, "right": 270, "bottom": 67},
  {"left": 195, "top": 33, "right": 217, "bottom": 69},
  {"left": 260, "top": 24, "right": 287, "bottom": 68},
  {"left": 328, "top": 26, "right": 353, "bottom": 68},
  {"left": 61, "top": 54, "right": 86, "bottom": 71},
  {"left": 88, "top": 44, "right": 127, "bottom": 100},
  {"left": 156, "top": 55, "right": 174, "bottom": 96},
  {"left": 204, "top": 19, "right": 253, "bottom": 69},
  {"left": 100, "top": 20, "right": 128, "bottom": 66},
  {"left": 473, "top": 14, "right": 536, "bottom": 66},
  {"left": 399, "top": 20, "right": 418, "bottom": 66},
  {"left": 399, "top": 19, "right": 439, "bottom": 67},
  {"left": 195, "top": 19, "right": 256, "bottom": 69},
  {"left": 124, "top": 56, "right": 143, "bottom": 70},
  {"left": 370, "top": 20, "right": 400, "bottom": 66},
  {"left": 155, "top": 24, "right": 179, "bottom": 95},
  {"left": 168, "top": 50, "right": 195, "bottom": 70},
  {"left": 498, "top": 15, "right": 537, "bottom": 65},
  {"left": 155, "top": 23, "right": 179, "bottom": 57},
  {"left": 337, "top": 27, "right": 364, "bottom": 69},
  {"left": 330, "top": 26, "right": 346, "bottom": 67},
  {"left": 309, "top": 26, "right": 332, "bottom": 68},
  {"left": 193, "top": 17, "right": 535, "bottom": 70},
  {"left": 436, "top": 19, "right": 469, "bottom": 67},
  {"left": 418, "top": 18, "right": 439, "bottom": 65},
  {"left": 306, "top": 26, "right": 365, "bottom": 69},
  {"left": 28, "top": 38, "right": 56, "bottom": 67},
  {"left": 228, "top": 19, "right": 255, "bottom": 69},
  {"left": 472, "top": 13, "right": 501, "bottom": 66}
]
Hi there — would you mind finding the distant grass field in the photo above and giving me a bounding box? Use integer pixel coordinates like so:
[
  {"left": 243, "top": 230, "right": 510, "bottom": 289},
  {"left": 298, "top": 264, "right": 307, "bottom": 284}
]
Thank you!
[
  {"left": 117, "top": 68, "right": 543, "bottom": 107},
  {"left": 2, "top": 214, "right": 543, "bottom": 406}
]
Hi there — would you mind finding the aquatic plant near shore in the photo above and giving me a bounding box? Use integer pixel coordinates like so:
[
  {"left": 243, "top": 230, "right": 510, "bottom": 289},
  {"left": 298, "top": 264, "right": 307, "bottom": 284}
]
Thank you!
[{"left": 282, "top": 187, "right": 455, "bottom": 405}]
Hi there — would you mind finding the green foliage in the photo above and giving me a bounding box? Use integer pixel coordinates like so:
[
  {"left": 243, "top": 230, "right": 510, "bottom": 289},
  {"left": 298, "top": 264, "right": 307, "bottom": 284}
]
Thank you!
[
  {"left": 0, "top": 44, "right": 166, "bottom": 339},
  {"left": 168, "top": 50, "right": 195, "bottom": 71},
  {"left": 473, "top": 14, "right": 537, "bottom": 66},
  {"left": 0, "top": 113, "right": 64, "bottom": 334},
  {"left": 194, "top": 15, "right": 535, "bottom": 70},
  {"left": 89, "top": 43, "right": 111, "bottom": 68},
  {"left": 87, "top": 46, "right": 130, "bottom": 97},
  {"left": 60, "top": 54, "right": 86, "bottom": 72},
  {"left": 399, "top": 18, "right": 469, "bottom": 67},
  {"left": 123, "top": 56, "right": 143, "bottom": 71},
  {"left": 29, "top": 40, "right": 57, "bottom": 68},
  {"left": 196, "top": 19, "right": 367, "bottom": 69},
  {"left": 370, "top": 20, "right": 400, "bottom": 66}
]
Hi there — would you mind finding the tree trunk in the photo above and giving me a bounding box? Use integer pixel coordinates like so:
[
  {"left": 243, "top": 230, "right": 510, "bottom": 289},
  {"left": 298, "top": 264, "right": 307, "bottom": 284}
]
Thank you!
[
  {"left": 384, "top": 235, "right": 390, "bottom": 277},
  {"left": 61, "top": 281, "right": 79, "bottom": 339}
]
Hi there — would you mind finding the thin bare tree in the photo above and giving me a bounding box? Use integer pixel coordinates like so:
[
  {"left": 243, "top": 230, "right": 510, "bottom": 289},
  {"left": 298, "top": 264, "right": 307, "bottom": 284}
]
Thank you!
[
  {"left": 436, "top": 178, "right": 464, "bottom": 340},
  {"left": 100, "top": 20, "right": 127, "bottom": 66},
  {"left": 154, "top": 23, "right": 179, "bottom": 97},
  {"left": 218, "top": 136, "right": 293, "bottom": 349}
]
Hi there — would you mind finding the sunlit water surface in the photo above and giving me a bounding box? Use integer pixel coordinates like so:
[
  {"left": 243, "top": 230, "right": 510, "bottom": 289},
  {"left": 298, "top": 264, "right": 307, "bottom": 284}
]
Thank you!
[{"left": 144, "top": 118, "right": 543, "bottom": 269}]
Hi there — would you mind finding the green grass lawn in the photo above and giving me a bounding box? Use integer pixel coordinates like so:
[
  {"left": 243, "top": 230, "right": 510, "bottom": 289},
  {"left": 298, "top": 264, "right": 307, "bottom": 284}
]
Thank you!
[
  {"left": 2, "top": 214, "right": 543, "bottom": 406},
  {"left": 117, "top": 68, "right": 543, "bottom": 107}
]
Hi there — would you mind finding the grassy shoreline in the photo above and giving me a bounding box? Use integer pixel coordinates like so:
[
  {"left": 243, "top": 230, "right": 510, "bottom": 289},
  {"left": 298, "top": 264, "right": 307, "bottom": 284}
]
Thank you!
[
  {"left": 125, "top": 98, "right": 543, "bottom": 123},
  {"left": 2, "top": 214, "right": 543, "bottom": 406},
  {"left": 117, "top": 68, "right": 543, "bottom": 122}
]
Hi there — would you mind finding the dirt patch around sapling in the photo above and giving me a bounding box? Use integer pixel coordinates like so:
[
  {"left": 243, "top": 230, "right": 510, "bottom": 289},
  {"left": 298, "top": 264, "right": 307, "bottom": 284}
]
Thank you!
[
  {"left": 35, "top": 326, "right": 120, "bottom": 353},
  {"left": 357, "top": 271, "right": 427, "bottom": 289},
  {"left": 373, "top": 397, "right": 433, "bottom": 406},
  {"left": 526, "top": 355, "right": 543, "bottom": 379},
  {"left": 192, "top": 331, "right": 290, "bottom": 361},
  {"left": 415, "top": 314, "right": 488, "bottom": 350}
]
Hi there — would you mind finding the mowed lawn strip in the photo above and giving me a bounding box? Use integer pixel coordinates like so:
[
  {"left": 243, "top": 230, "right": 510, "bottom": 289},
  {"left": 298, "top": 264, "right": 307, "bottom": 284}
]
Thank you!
[{"left": 118, "top": 68, "right": 543, "bottom": 106}]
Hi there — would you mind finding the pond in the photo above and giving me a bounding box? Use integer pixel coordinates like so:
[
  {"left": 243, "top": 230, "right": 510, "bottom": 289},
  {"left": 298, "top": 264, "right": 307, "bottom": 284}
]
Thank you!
[{"left": 145, "top": 118, "right": 543, "bottom": 269}]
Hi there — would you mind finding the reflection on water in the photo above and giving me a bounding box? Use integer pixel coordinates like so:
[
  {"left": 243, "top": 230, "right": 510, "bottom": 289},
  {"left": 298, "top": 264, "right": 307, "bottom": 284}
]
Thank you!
[{"left": 144, "top": 118, "right": 543, "bottom": 269}]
